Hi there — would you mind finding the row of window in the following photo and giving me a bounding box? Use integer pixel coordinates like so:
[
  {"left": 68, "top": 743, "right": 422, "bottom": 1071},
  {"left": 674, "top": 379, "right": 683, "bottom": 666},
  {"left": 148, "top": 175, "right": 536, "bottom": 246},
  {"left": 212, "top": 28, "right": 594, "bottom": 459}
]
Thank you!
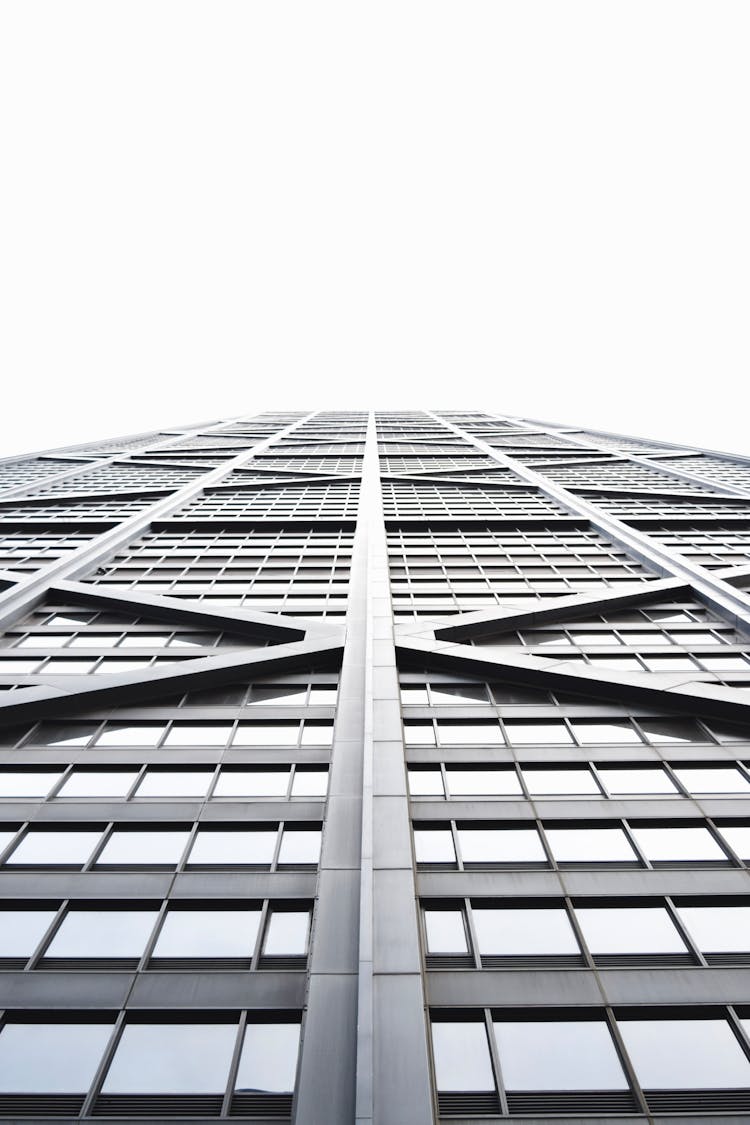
[
  {"left": 0, "top": 823, "right": 322, "bottom": 870},
  {"left": 0, "top": 719, "right": 334, "bottom": 749},
  {"left": 0, "top": 764, "right": 329, "bottom": 800},
  {"left": 0, "top": 900, "right": 311, "bottom": 964},
  {"left": 0, "top": 532, "right": 95, "bottom": 575},
  {"left": 403, "top": 715, "right": 744, "bottom": 746},
  {"left": 413, "top": 818, "right": 750, "bottom": 868},
  {"left": 422, "top": 898, "right": 750, "bottom": 962},
  {"left": 1, "top": 627, "right": 250, "bottom": 651},
  {"left": 408, "top": 761, "right": 750, "bottom": 799},
  {"left": 483, "top": 623, "right": 742, "bottom": 647},
  {"left": 432, "top": 1009, "right": 750, "bottom": 1098}
]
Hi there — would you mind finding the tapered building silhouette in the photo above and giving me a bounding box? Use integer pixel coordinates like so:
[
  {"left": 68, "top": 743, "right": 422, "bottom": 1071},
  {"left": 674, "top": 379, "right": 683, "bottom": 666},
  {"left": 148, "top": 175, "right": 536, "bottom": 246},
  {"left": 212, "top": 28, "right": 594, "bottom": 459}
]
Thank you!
[{"left": 1, "top": 410, "right": 750, "bottom": 1122}]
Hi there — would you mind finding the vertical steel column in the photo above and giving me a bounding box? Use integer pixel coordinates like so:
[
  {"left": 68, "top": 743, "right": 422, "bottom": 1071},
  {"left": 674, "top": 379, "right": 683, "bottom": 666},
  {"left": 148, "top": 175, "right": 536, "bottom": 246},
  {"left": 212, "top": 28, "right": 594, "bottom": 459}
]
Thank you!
[{"left": 357, "top": 414, "right": 434, "bottom": 1125}]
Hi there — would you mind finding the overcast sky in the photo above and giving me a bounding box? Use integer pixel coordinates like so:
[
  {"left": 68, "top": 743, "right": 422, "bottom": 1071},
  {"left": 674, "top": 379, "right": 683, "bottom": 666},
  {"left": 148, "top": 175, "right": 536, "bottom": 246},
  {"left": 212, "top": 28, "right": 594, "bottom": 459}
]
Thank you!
[{"left": 0, "top": 1, "right": 748, "bottom": 460}]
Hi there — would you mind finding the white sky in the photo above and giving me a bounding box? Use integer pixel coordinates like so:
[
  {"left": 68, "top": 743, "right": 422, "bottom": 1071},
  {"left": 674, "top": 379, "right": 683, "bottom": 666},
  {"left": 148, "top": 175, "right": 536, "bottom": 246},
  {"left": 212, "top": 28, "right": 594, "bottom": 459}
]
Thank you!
[{"left": 0, "top": 1, "right": 748, "bottom": 459}]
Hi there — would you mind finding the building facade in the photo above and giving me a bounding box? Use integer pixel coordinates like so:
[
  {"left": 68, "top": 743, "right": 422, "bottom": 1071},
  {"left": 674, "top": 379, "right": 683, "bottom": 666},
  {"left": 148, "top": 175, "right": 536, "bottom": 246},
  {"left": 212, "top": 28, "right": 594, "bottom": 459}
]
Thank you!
[{"left": 0, "top": 410, "right": 750, "bottom": 1122}]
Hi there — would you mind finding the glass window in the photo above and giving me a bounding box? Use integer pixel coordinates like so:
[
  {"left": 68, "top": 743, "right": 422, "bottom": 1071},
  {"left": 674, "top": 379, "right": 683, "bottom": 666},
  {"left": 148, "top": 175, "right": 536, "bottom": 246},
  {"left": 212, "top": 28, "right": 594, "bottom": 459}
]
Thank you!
[
  {"left": 437, "top": 722, "right": 503, "bottom": 746},
  {"left": 187, "top": 830, "right": 277, "bottom": 866},
  {"left": 503, "top": 722, "right": 573, "bottom": 745},
  {"left": 673, "top": 768, "right": 750, "bottom": 794},
  {"left": 631, "top": 825, "right": 727, "bottom": 863},
  {"left": 6, "top": 830, "right": 100, "bottom": 866},
  {"left": 214, "top": 770, "right": 290, "bottom": 797},
  {"left": 571, "top": 721, "right": 642, "bottom": 745},
  {"left": 576, "top": 906, "right": 686, "bottom": 954},
  {"left": 492, "top": 1020, "right": 628, "bottom": 1090},
  {"left": 430, "top": 684, "right": 488, "bottom": 705},
  {"left": 278, "top": 829, "right": 321, "bottom": 865},
  {"left": 56, "top": 771, "right": 139, "bottom": 798},
  {"left": 473, "top": 908, "right": 579, "bottom": 955},
  {"left": 458, "top": 827, "right": 546, "bottom": 864},
  {"left": 0, "top": 771, "right": 61, "bottom": 798},
  {"left": 0, "top": 1022, "right": 112, "bottom": 1093},
  {"left": 638, "top": 719, "right": 706, "bottom": 744},
  {"left": 545, "top": 827, "right": 636, "bottom": 864},
  {"left": 424, "top": 910, "right": 469, "bottom": 954},
  {"left": 163, "top": 724, "right": 232, "bottom": 747},
  {"left": 642, "top": 656, "right": 698, "bottom": 672},
  {"left": 718, "top": 825, "right": 750, "bottom": 859},
  {"left": 290, "top": 770, "right": 329, "bottom": 797},
  {"left": 263, "top": 911, "right": 309, "bottom": 955},
  {"left": 96, "top": 830, "right": 189, "bottom": 866},
  {"left": 95, "top": 724, "right": 166, "bottom": 747},
  {"left": 0, "top": 910, "right": 57, "bottom": 957},
  {"left": 45, "top": 910, "right": 158, "bottom": 958},
  {"left": 400, "top": 685, "right": 429, "bottom": 705},
  {"left": 677, "top": 905, "right": 750, "bottom": 952},
  {"left": 32, "top": 722, "right": 98, "bottom": 747},
  {"left": 403, "top": 723, "right": 436, "bottom": 746},
  {"left": 233, "top": 724, "right": 299, "bottom": 747},
  {"left": 598, "top": 768, "right": 679, "bottom": 795},
  {"left": 408, "top": 769, "right": 444, "bottom": 796},
  {"left": 413, "top": 829, "right": 455, "bottom": 863},
  {"left": 235, "top": 1023, "right": 300, "bottom": 1094},
  {"left": 101, "top": 1023, "right": 237, "bottom": 1093},
  {"left": 152, "top": 910, "right": 261, "bottom": 958},
  {"left": 134, "top": 771, "right": 214, "bottom": 798},
  {"left": 619, "top": 1018, "right": 750, "bottom": 1088},
  {"left": 300, "top": 723, "right": 334, "bottom": 746},
  {"left": 431, "top": 1022, "right": 495, "bottom": 1091},
  {"left": 522, "top": 769, "right": 600, "bottom": 796},
  {"left": 446, "top": 769, "right": 522, "bottom": 797},
  {"left": 249, "top": 685, "right": 309, "bottom": 706}
]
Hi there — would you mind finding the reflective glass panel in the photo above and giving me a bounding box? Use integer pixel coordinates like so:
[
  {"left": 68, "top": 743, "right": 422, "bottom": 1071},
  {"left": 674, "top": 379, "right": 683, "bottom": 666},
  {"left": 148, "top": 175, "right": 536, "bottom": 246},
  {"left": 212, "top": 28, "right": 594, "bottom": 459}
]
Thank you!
[
  {"left": 677, "top": 906, "right": 750, "bottom": 952},
  {"left": 431, "top": 1022, "right": 495, "bottom": 1092},
  {"left": 546, "top": 827, "right": 636, "bottom": 863},
  {"left": 571, "top": 721, "right": 642, "bottom": 744},
  {"left": 135, "top": 771, "right": 213, "bottom": 798},
  {"left": 57, "top": 771, "right": 139, "bottom": 798},
  {"left": 278, "top": 830, "right": 321, "bottom": 865},
  {"left": 45, "top": 910, "right": 158, "bottom": 958},
  {"left": 263, "top": 912, "right": 309, "bottom": 954},
  {"left": 290, "top": 770, "right": 329, "bottom": 797},
  {"left": 473, "top": 908, "right": 579, "bottom": 955},
  {"left": 407, "top": 769, "right": 444, "bottom": 796},
  {"left": 0, "top": 1022, "right": 112, "bottom": 1092},
  {"left": 235, "top": 1024, "right": 300, "bottom": 1093},
  {"left": 576, "top": 907, "right": 686, "bottom": 953},
  {"left": 6, "top": 830, "right": 99, "bottom": 866},
  {"left": 102, "top": 1023, "right": 237, "bottom": 1093},
  {"left": 214, "top": 771, "right": 289, "bottom": 797},
  {"left": 446, "top": 769, "right": 521, "bottom": 796},
  {"left": 631, "top": 826, "right": 727, "bottom": 862},
  {"left": 33, "top": 722, "right": 98, "bottom": 747},
  {"left": 673, "top": 768, "right": 750, "bottom": 794},
  {"left": 163, "top": 725, "right": 232, "bottom": 747},
  {"left": 522, "top": 769, "right": 600, "bottom": 796},
  {"left": 413, "top": 829, "right": 455, "bottom": 863},
  {"left": 95, "top": 725, "right": 165, "bottom": 747},
  {"left": 424, "top": 910, "right": 469, "bottom": 953},
  {"left": 598, "top": 768, "right": 678, "bottom": 795},
  {"left": 233, "top": 724, "right": 299, "bottom": 746},
  {"left": 0, "top": 772, "right": 61, "bottom": 798},
  {"left": 152, "top": 910, "right": 261, "bottom": 957},
  {"left": 718, "top": 825, "right": 750, "bottom": 859},
  {"left": 96, "top": 831, "right": 189, "bottom": 866},
  {"left": 503, "top": 722, "right": 573, "bottom": 745},
  {"left": 493, "top": 1021, "right": 628, "bottom": 1090},
  {"left": 437, "top": 723, "right": 503, "bottom": 746},
  {"left": 638, "top": 719, "right": 706, "bottom": 744},
  {"left": 0, "top": 910, "right": 57, "bottom": 957},
  {"left": 619, "top": 1019, "right": 750, "bottom": 1088},
  {"left": 458, "top": 828, "right": 546, "bottom": 864},
  {"left": 188, "top": 830, "right": 277, "bottom": 866}
]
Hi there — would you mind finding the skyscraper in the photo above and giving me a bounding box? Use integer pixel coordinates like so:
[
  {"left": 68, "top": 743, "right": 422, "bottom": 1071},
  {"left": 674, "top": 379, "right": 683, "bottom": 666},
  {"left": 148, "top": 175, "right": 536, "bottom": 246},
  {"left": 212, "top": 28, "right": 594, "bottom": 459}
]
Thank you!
[{"left": 1, "top": 409, "right": 750, "bottom": 1123}]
